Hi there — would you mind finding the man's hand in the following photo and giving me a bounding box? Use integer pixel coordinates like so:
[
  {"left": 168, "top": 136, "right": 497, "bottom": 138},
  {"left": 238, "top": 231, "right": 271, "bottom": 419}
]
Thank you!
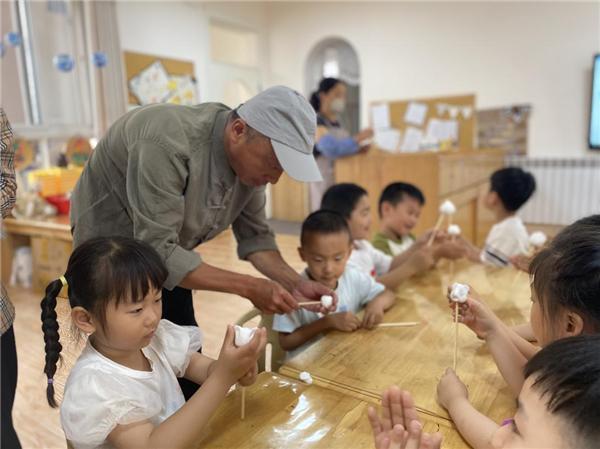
[
  {"left": 292, "top": 278, "right": 338, "bottom": 314},
  {"left": 247, "top": 278, "right": 299, "bottom": 314}
]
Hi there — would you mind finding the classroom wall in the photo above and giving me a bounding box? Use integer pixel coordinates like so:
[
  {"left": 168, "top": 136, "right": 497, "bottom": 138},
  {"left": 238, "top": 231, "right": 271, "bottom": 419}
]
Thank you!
[
  {"left": 115, "top": 1, "right": 270, "bottom": 104},
  {"left": 267, "top": 1, "right": 600, "bottom": 158}
]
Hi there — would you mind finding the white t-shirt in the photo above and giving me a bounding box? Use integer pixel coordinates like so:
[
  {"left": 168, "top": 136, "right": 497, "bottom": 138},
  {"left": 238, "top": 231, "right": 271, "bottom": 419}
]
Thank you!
[
  {"left": 481, "top": 215, "right": 529, "bottom": 267},
  {"left": 348, "top": 239, "right": 393, "bottom": 277},
  {"left": 273, "top": 266, "right": 385, "bottom": 359},
  {"left": 61, "top": 319, "right": 202, "bottom": 449}
]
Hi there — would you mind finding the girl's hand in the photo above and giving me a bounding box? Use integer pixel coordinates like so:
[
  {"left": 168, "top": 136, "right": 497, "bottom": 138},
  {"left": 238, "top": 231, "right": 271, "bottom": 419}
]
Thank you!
[
  {"left": 214, "top": 325, "right": 267, "bottom": 386},
  {"left": 447, "top": 287, "right": 498, "bottom": 340},
  {"left": 436, "top": 368, "right": 468, "bottom": 411},
  {"left": 238, "top": 362, "right": 259, "bottom": 387},
  {"left": 363, "top": 303, "right": 385, "bottom": 329}
]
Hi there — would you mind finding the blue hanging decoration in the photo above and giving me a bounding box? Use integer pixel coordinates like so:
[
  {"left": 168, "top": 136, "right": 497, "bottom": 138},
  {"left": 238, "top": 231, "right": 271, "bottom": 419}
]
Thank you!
[
  {"left": 6, "top": 32, "right": 22, "bottom": 47},
  {"left": 0, "top": 42, "right": 5, "bottom": 59},
  {"left": 92, "top": 51, "right": 107, "bottom": 68},
  {"left": 53, "top": 53, "right": 74, "bottom": 72}
]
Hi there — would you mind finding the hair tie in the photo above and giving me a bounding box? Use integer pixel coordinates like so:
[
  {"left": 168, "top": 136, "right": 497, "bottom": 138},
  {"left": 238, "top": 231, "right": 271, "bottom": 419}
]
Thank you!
[
  {"left": 59, "top": 276, "right": 68, "bottom": 287},
  {"left": 48, "top": 378, "right": 54, "bottom": 385}
]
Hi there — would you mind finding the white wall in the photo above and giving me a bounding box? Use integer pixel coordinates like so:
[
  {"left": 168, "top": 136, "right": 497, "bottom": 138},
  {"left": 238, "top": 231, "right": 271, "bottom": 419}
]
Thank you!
[
  {"left": 115, "top": 1, "right": 270, "bottom": 105},
  {"left": 267, "top": 2, "right": 600, "bottom": 158}
]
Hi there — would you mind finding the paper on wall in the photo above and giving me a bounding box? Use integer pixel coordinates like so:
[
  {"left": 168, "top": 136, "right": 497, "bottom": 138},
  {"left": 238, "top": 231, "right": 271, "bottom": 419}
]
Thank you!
[
  {"left": 448, "top": 106, "right": 460, "bottom": 119},
  {"left": 461, "top": 106, "right": 473, "bottom": 120},
  {"left": 129, "top": 61, "right": 170, "bottom": 105},
  {"left": 374, "top": 128, "right": 401, "bottom": 153},
  {"left": 165, "top": 75, "right": 198, "bottom": 105},
  {"left": 371, "top": 103, "right": 391, "bottom": 130},
  {"left": 425, "top": 118, "right": 459, "bottom": 143},
  {"left": 404, "top": 102, "right": 428, "bottom": 126},
  {"left": 400, "top": 127, "right": 423, "bottom": 152}
]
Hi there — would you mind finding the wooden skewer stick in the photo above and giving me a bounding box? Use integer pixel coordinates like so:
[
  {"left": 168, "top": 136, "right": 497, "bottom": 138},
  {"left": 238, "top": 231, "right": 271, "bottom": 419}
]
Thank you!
[
  {"left": 427, "top": 215, "right": 445, "bottom": 246},
  {"left": 453, "top": 302, "right": 459, "bottom": 370},
  {"left": 241, "top": 387, "right": 246, "bottom": 420},
  {"left": 298, "top": 301, "right": 321, "bottom": 306},
  {"left": 375, "top": 321, "right": 420, "bottom": 328}
]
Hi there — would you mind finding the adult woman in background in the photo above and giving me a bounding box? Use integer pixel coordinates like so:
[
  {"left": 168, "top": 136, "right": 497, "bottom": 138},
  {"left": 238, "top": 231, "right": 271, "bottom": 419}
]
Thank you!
[{"left": 309, "top": 78, "right": 373, "bottom": 211}]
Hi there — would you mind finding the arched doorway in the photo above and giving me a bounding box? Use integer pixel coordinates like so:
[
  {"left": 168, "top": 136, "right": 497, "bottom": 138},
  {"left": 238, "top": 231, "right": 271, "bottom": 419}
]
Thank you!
[{"left": 304, "top": 37, "right": 361, "bottom": 134}]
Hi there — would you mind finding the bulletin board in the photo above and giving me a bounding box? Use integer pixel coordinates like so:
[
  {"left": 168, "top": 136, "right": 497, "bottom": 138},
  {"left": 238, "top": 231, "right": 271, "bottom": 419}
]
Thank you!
[
  {"left": 123, "top": 51, "right": 198, "bottom": 106},
  {"left": 369, "top": 94, "right": 476, "bottom": 152}
]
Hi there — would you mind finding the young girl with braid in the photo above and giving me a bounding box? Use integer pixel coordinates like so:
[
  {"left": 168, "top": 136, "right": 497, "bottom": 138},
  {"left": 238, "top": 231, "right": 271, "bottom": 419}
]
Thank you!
[{"left": 41, "top": 236, "right": 266, "bottom": 449}]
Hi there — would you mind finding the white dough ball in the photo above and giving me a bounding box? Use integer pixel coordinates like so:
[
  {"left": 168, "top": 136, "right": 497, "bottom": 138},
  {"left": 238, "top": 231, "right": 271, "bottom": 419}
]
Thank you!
[
  {"left": 234, "top": 325, "right": 257, "bottom": 347},
  {"left": 321, "top": 295, "right": 333, "bottom": 308},
  {"left": 299, "top": 371, "right": 313, "bottom": 384},
  {"left": 439, "top": 200, "right": 457, "bottom": 215},
  {"left": 450, "top": 282, "right": 469, "bottom": 303},
  {"left": 529, "top": 231, "right": 547, "bottom": 248},
  {"left": 447, "top": 224, "right": 461, "bottom": 236}
]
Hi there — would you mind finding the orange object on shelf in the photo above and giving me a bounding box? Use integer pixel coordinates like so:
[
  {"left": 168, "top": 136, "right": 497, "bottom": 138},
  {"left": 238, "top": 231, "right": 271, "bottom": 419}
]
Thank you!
[{"left": 28, "top": 167, "right": 83, "bottom": 197}]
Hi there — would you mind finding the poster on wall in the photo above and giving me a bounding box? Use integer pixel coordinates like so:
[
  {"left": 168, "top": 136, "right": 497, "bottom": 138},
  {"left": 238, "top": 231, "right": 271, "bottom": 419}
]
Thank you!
[{"left": 124, "top": 51, "right": 198, "bottom": 108}]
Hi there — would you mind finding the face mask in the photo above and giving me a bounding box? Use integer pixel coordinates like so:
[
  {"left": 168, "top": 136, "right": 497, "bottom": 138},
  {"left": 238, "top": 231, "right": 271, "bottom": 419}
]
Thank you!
[{"left": 330, "top": 98, "right": 346, "bottom": 114}]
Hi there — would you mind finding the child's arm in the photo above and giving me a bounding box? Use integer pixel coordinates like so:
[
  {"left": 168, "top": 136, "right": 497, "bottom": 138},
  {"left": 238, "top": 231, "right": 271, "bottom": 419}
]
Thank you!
[
  {"left": 362, "top": 289, "right": 396, "bottom": 329},
  {"left": 456, "top": 296, "right": 529, "bottom": 395},
  {"left": 107, "top": 326, "right": 267, "bottom": 449},
  {"left": 378, "top": 248, "right": 435, "bottom": 289},
  {"left": 278, "top": 312, "right": 361, "bottom": 351},
  {"left": 437, "top": 368, "right": 499, "bottom": 449}
]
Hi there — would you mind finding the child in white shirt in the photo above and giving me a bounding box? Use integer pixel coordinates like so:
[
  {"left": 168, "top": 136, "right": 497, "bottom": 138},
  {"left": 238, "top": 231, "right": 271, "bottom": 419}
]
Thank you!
[
  {"left": 273, "top": 210, "right": 395, "bottom": 358},
  {"left": 40, "top": 236, "right": 266, "bottom": 449},
  {"left": 320, "top": 183, "right": 463, "bottom": 289},
  {"left": 463, "top": 167, "right": 536, "bottom": 266}
]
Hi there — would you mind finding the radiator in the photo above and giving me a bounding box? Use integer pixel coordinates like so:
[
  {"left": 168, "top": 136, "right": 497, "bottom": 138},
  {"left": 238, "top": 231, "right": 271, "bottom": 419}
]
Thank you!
[{"left": 505, "top": 157, "right": 600, "bottom": 225}]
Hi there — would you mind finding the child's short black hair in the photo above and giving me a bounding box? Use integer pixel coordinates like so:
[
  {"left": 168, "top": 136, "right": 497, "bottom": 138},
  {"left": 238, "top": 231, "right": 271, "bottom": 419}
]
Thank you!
[
  {"left": 524, "top": 335, "right": 600, "bottom": 448},
  {"left": 490, "top": 167, "right": 536, "bottom": 212},
  {"left": 301, "top": 210, "right": 351, "bottom": 246},
  {"left": 320, "top": 183, "right": 368, "bottom": 220},
  {"left": 529, "top": 215, "right": 600, "bottom": 336},
  {"left": 378, "top": 182, "right": 425, "bottom": 217}
]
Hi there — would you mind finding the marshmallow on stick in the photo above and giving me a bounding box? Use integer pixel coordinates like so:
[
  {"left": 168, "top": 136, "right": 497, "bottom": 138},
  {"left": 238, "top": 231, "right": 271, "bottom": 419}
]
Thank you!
[
  {"left": 447, "top": 224, "right": 461, "bottom": 238},
  {"left": 427, "top": 200, "right": 457, "bottom": 246},
  {"left": 233, "top": 325, "right": 258, "bottom": 420},
  {"left": 527, "top": 231, "right": 547, "bottom": 255},
  {"left": 450, "top": 283, "right": 469, "bottom": 370},
  {"left": 298, "top": 295, "right": 333, "bottom": 308}
]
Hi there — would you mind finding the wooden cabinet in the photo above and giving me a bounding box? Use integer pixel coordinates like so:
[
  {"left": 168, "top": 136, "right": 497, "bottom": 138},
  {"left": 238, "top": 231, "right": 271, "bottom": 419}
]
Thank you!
[{"left": 334, "top": 149, "right": 504, "bottom": 246}]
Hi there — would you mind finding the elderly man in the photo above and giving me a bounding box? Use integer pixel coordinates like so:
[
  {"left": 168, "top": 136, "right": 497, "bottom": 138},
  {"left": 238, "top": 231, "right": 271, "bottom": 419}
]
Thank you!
[{"left": 70, "top": 86, "right": 335, "bottom": 396}]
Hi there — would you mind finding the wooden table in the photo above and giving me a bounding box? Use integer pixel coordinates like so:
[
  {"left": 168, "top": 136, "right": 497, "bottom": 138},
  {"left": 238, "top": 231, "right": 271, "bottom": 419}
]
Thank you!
[
  {"left": 280, "top": 260, "right": 531, "bottom": 425},
  {"left": 197, "top": 372, "right": 468, "bottom": 449}
]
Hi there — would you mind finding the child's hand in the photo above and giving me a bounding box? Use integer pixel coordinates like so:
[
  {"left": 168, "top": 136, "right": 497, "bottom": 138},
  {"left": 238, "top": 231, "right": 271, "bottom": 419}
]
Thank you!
[
  {"left": 214, "top": 325, "right": 267, "bottom": 386},
  {"left": 436, "top": 368, "right": 468, "bottom": 411},
  {"left": 509, "top": 253, "right": 531, "bottom": 273},
  {"left": 362, "top": 303, "right": 385, "bottom": 329},
  {"left": 447, "top": 289, "right": 499, "bottom": 340},
  {"left": 326, "top": 311, "right": 361, "bottom": 332},
  {"left": 238, "top": 362, "right": 259, "bottom": 387},
  {"left": 368, "top": 386, "right": 442, "bottom": 449},
  {"left": 407, "top": 247, "right": 436, "bottom": 274}
]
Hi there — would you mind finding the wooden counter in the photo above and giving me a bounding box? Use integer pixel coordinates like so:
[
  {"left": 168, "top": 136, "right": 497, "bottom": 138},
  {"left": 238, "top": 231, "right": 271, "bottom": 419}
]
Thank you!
[
  {"left": 280, "top": 260, "right": 531, "bottom": 425},
  {"left": 196, "top": 372, "right": 469, "bottom": 449},
  {"left": 335, "top": 149, "right": 505, "bottom": 246},
  {"left": 270, "top": 149, "right": 504, "bottom": 246}
]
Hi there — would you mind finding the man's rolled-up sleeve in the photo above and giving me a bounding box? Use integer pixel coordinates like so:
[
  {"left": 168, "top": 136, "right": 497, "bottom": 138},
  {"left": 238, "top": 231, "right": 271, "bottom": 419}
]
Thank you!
[
  {"left": 126, "top": 139, "right": 201, "bottom": 290},
  {"left": 232, "top": 187, "right": 278, "bottom": 260}
]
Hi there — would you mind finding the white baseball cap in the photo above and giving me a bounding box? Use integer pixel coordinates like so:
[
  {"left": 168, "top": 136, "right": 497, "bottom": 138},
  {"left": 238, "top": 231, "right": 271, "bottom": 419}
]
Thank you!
[{"left": 237, "top": 86, "right": 322, "bottom": 182}]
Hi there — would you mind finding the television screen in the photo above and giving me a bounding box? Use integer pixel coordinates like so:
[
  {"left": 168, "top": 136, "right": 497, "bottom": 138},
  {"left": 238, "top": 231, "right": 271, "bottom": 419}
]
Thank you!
[{"left": 590, "top": 54, "right": 600, "bottom": 149}]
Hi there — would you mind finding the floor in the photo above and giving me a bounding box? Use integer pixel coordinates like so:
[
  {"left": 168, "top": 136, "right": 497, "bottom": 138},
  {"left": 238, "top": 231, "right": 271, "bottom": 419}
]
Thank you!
[{"left": 8, "top": 229, "right": 303, "bottom": 449}]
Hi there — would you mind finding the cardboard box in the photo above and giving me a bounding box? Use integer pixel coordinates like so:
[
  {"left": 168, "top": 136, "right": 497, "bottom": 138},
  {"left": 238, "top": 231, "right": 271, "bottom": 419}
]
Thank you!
[{"left": 31, "top": 237, "right": 72, "bottom": 293}]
